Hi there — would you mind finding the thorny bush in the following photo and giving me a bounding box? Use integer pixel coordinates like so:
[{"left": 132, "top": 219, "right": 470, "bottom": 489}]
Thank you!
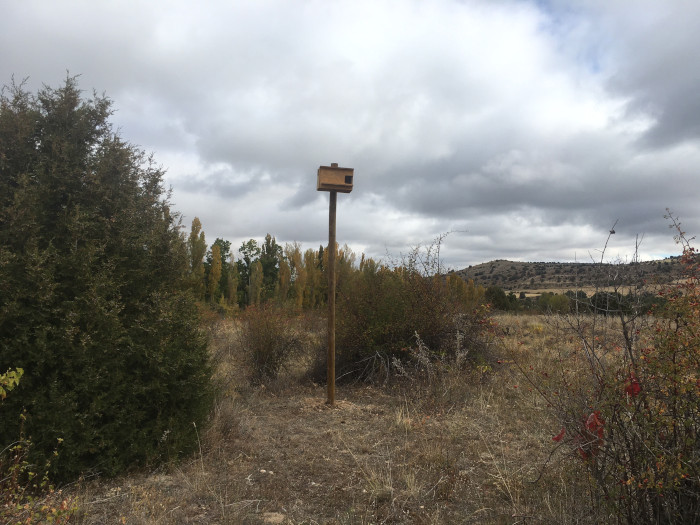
[{"left": 522, "top": 215, "right": 700, "bottom": 524}]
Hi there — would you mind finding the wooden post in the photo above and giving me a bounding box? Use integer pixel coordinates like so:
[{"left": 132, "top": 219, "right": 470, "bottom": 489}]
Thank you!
[
  {"left": 327, "top": 190, "right": 337, "bottom": 405},
  {"left": 316, "top": 161, "right": 352, "bottom": 406}
]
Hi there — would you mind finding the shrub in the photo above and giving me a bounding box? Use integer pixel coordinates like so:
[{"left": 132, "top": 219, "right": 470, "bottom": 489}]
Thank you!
[
  {"left": 240, "top": 305, "right": 306, "bottom": 383},
  {"left": 334, "top": 244, "right": 491, "bottom": 381},
  {"left": 524, "top": 217, "right": 700, "bottom": 524},
  {"left": 0, "top": 77, "right": 212, "bottom": 480}
]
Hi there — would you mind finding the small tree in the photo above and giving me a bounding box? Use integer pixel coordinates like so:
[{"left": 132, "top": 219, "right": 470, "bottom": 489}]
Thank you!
[{"left": 485, "top": 285, "right": 510, "bottom": 311}]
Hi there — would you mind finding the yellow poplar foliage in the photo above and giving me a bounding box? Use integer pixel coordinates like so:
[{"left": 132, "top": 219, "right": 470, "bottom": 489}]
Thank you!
[
  {"left": 208, "top": 244, "right": 222, "bottom": 302},
  {"left": 250, "top": 260, "right": 263, "bottom": 306}
]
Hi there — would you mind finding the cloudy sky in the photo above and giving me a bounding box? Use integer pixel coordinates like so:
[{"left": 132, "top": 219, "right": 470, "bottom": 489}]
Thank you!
[{"left": 2, "top": 0, "right": 699, "bottom": 269}]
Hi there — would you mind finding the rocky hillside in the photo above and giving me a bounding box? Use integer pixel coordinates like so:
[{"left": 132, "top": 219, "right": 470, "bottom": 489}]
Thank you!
[{"left": 452, "top": 257, "right": 684, "bottom": 292}]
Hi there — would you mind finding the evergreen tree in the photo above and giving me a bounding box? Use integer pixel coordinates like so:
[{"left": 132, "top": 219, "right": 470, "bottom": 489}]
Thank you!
[
  {"left": 317, "top": 244, "right": 325, "bottom": 271},
  {"left": 237, "top": 239, "right": 261, "bottom": 305},
  {"left": 484, "top": 285, "right": 510, "bottom": 311},
  {"left": 0, "top": 77, "right": 212, "bottom": 480},
  {"left": 260, "top": 233, "right": 282, "bottom": 300}
]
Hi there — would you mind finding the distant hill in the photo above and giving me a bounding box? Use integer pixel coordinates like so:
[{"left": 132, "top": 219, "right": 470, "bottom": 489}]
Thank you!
[{"left": 452, "top": 257, "right": 685, "bottom": 294}]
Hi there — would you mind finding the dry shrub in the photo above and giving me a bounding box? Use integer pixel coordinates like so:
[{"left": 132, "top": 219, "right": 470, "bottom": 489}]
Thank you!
[
  {"left": 239, "top": 304, "right": 309, "bottom": 384},
  {"left": 512, "top": 217, "right": 700, "bottom": 524},
  {"left": 334, "top": 243, "right": 492, "bottom": 383}
]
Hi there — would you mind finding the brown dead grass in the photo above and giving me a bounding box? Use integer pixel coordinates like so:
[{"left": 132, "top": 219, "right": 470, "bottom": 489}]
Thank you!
[{"left": 69, "top": 314, "right": 599, "bottom": 524}]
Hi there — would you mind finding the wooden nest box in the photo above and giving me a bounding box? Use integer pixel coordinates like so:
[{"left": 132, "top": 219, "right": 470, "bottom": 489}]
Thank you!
[{"left": 317, "top": 163, "right": 353, "bottom": 193}]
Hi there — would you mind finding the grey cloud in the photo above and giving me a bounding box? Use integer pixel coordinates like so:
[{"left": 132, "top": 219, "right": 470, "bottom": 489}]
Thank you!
[
  {"left": 580, "top": 1, "right": 700, "bottom": 148},
  {"left": 174, "top": 174, "right": 258, "bottom": 199},
  {"left": 2, "top": 0, "right": 699, "bottom": 269}
]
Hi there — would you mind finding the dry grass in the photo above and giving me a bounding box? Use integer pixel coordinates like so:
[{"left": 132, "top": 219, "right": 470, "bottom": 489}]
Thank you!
[{"left": 68, "top": 314, "right": 601, "bottom": 524}]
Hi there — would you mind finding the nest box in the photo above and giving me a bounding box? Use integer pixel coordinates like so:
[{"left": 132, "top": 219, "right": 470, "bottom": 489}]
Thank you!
[{"left": 317, "top": 163, "right": 354, "bottom": 193}]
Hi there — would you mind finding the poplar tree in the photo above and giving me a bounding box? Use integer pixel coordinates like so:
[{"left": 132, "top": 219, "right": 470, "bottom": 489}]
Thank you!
[
  {"left": 260, "top": 233, "right": 282, "bottom": 300},
  {"left": 225, "top": 262, "right": 240, "bottom": 307},
  {"left": 278, "top": 257, "right": 291, "bottom": 303},
  {"left": 213, "top": 239, "right": 232, "bottom": 299},
  {"left": 304, "top": 248, "right": 321, "bottom": 308},
  {"left": 237, "top": 239, "right": 261, "bottom": 305},
  {"left": 285, "top": 243, "right": 305, "bottom": 310},
  {"left": 187, "top": 217, "right": 207, "bottom": 299},
  {"left": 207, "top": 243, "right": 222, "bottom": 303},
  {"left": 249, "top": 260, "right": 263, "bottom": 306}
]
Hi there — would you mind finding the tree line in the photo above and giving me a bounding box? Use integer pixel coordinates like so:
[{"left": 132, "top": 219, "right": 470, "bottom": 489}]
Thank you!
[
  {"left": 187, "top": 221, "right": 333, "bottom": 309},
  {"left": 482, "top": 285, "right": 666, "bottom": 314},
  {"left": 186, "top": 218, "right": 489, "bottom": 316}
]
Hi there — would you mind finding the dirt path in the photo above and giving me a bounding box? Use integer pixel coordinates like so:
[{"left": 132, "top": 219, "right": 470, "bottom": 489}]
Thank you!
[{"left": 76, "top": 371, "right": 568, "bottom": 524}]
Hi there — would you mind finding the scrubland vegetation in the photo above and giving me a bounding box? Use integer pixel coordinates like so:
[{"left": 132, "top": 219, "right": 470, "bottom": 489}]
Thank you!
[{"left": 2, "top": 79, "right": 699, "bottom": 524}]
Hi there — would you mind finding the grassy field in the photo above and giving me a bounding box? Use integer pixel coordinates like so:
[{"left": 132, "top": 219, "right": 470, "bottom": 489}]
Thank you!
[{"left": 68, "top": 314, "right": 605, "bottom": 524}]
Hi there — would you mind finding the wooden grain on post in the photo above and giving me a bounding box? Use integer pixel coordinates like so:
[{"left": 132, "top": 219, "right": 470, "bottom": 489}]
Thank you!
[{"left": 327, "top": 190, "right": 337, "bottom": 405}]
